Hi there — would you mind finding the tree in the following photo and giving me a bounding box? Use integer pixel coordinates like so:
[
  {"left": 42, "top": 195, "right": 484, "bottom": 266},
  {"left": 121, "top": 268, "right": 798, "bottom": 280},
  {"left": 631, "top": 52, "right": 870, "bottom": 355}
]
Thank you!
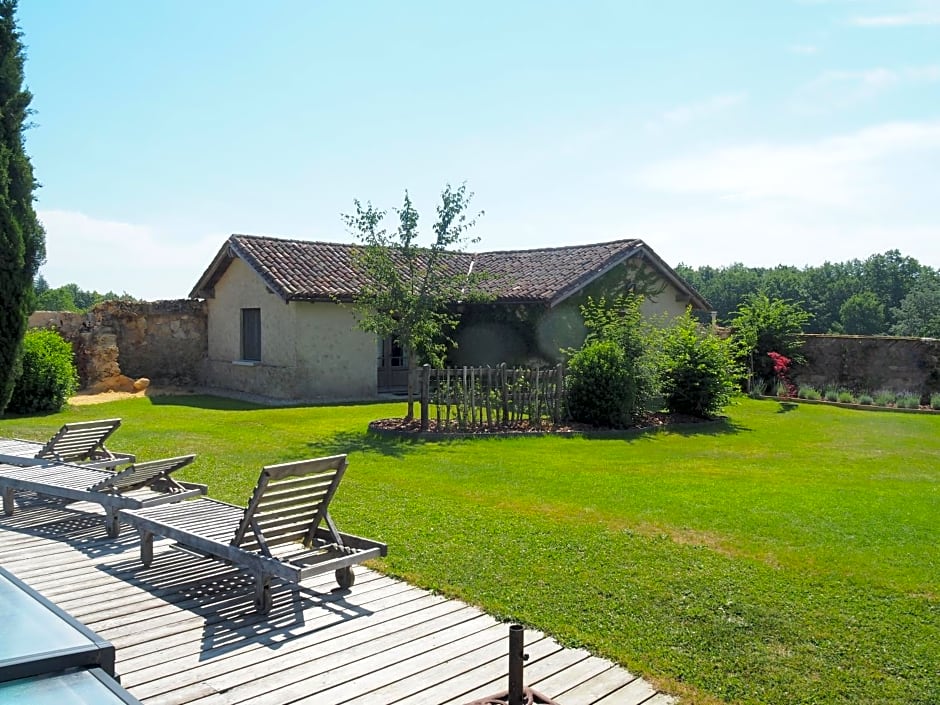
[
  {"left": 31, "top": 281, "right": 134, "bottom": 313},
  {"left": 0, "top": 0, "right": 44, "bottom": 414},
  {"left": 839, "top": 291, "right": 885, "bottom": 335},
  {"left": 890, "top": 279, "right": 940, "bottom": 338},
  {"left": 342, "top": 183, "right": 490, "bottom": 416},
  {"left": 35, "top": 286, "right": 77, "bottom": 312},
  {"left": 676, "top": 262, "right": 760, "bottom": 324},
  {"left": 730, "top": 292, "right": 812, "bottom": 388}
]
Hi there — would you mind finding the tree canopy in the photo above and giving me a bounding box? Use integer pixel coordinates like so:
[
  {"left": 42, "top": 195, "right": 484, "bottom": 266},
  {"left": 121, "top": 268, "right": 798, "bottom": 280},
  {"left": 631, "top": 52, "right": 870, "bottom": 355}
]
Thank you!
[
  {"left": 31, "top": 278, "right": 135, "bottom": 313},
  {"left": 343, "top": 183, "right": 491, "bottom": 369},
  {"left": 677, "top": 249, "right": 940, "bottom": 336},
  {"left": 343, "top": 183, "right": 491, "bottom": 417},
  {"left": 0, "top": 0, "right": 44, "bottom": 414}
]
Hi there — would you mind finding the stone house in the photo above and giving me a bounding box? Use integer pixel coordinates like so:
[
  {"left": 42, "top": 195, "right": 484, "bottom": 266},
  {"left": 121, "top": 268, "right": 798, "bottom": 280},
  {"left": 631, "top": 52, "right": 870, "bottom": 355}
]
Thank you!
[{"left": 190, "top": 234, "right": 710, "bottom": 401}]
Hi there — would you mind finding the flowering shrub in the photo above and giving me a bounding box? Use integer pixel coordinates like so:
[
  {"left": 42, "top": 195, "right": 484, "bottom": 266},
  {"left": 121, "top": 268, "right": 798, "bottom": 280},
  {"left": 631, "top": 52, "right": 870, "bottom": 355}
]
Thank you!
[{"left": 767, "top": 351, "right": 797, "bottom": 398}]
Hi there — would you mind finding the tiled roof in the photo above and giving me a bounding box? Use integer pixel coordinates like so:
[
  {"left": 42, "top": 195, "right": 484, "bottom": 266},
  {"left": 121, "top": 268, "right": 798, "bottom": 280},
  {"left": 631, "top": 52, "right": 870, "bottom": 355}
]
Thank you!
[
  {"left": 191, "top": 234, "right": 708, "bottom": 309},
  {"left": 473, "top": 240, "right": 644, "bottom": 303}
]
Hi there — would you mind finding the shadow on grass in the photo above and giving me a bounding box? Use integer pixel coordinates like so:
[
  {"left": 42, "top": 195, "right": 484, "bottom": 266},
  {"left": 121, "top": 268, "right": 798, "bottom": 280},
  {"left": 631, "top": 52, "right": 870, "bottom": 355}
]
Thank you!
[
  {"left": 777, "top": 402, "right": 799, "bottom": 413},
  {"left": 306, "top": 431, "right": 426, "bottom": 459},
  {"left": 148, "top": 395, "right": 271, "bottom": 411},
  {"left": 577, "top": 416, "right": 750, "bottom": 441},
  {"left": 148, "top": 394, "right": 407, "bottom": 412}
]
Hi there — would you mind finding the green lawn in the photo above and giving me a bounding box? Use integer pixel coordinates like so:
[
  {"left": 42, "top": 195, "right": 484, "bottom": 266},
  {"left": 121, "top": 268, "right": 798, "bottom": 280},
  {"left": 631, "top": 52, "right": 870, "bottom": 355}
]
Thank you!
[{"left": 1, "top": 396, "right": 938, "bottom": 705}]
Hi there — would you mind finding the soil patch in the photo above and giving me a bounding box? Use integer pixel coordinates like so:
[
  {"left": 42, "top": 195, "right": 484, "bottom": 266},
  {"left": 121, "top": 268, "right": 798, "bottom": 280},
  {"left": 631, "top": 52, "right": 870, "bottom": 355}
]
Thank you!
[
  {"left": 69, "top": 386, "right": 199, "bottom": 406},
  {"left": 369, "top": 411, "right": 713, "bottom": 438}
]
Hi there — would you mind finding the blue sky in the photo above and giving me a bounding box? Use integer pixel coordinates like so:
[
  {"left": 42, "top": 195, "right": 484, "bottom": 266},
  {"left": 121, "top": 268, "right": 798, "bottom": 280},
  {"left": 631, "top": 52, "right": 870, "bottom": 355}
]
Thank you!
[{"left": 17, "top": 0, "right": 940, "bottom": 300}]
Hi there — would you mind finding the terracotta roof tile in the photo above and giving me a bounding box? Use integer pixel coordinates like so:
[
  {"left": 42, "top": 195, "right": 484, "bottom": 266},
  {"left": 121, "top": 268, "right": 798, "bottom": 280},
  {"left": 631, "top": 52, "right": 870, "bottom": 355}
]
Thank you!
[{"left": 191, "top": 234, "right": 707, "bottom": 309}]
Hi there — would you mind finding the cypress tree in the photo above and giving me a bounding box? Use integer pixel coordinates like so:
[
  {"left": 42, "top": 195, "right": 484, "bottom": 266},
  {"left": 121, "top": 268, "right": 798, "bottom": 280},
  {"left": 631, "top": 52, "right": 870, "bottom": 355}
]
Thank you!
[{"left": 0, "top": 0, "right": 44, "bottom": 414}]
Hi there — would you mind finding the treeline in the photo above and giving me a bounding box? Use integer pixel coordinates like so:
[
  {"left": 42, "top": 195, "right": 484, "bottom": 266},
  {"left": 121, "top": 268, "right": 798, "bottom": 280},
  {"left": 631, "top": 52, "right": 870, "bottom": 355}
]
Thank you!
[
  {"left": 676, "top": 250, "right": 940, "bottom": 338},
  {"left": 32, "top": 276, "right": 136, "bottom": 314}
]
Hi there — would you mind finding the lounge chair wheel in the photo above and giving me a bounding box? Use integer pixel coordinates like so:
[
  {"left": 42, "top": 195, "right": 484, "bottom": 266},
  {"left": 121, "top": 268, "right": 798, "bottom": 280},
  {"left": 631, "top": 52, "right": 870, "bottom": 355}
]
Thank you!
[
  {"left": 335, "top": 566, "right": 355, "bottom": 589},
  {"left": 255, "top": 584, "right": 273, "bottom": 614}
]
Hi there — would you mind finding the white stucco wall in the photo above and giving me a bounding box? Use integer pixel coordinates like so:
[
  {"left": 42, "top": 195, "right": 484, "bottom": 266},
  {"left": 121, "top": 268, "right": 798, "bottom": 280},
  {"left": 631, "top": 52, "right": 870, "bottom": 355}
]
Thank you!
[
  {"left": 203, "top": 258, "right": 377, "bottom": 400},
  {"left": 640, "top": 279, "right": 698, "bottom": 321},
  {"left": 292, "top": 301, "right": 377, "bottom": 399}
]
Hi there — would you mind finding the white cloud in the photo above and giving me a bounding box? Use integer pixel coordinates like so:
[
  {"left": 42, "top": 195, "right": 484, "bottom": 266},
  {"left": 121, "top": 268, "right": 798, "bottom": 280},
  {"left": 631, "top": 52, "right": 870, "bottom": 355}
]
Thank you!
[
  {"left": 637, "top": 120, "right": 940, "bottom": 205},
  {"left": 630, "top": 120, "right": 940, "bottom": 270},
  {"left": 793, "top": 65, "right": 940, "bottom": 111},
  {"left": 851, "top": 11, "right": 940, "bottom": 25},
  {"left": 631, "top": 207, "right": 940, "bottom": 271},
  {"left": 37, "top": 210, "right": 224, "bottom": 301},
  {"left": 647, "top": 93, "right": 746, "bottom": 131}
]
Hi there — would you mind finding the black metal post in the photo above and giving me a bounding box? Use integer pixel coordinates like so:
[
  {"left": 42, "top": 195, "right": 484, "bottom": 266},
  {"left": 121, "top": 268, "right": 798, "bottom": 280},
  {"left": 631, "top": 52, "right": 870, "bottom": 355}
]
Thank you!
[{"left": 508, "top": 624, "right": 525, "bottom": 705}]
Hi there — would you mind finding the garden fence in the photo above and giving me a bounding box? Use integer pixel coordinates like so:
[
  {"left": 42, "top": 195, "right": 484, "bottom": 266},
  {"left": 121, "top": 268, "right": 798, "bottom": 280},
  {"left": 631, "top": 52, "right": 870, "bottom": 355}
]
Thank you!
[{"left": 413, "top": 363, "right": 566, "bottom": 431}]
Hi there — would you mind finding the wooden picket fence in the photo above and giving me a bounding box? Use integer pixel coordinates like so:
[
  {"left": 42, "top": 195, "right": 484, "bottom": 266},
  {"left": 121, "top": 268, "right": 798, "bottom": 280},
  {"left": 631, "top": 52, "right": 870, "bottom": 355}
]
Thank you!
[{"left": 413, "top": 363, "right": 566, "bottom": 431}]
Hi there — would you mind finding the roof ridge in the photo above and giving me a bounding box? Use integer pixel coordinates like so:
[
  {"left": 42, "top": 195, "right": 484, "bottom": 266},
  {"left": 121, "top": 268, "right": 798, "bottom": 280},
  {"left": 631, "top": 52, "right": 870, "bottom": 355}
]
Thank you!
[
  {"left": 477, "top": 238, "right": 642, "bottom": 256},
  {"left": 230, "top": 233, "right": 643, "bottom": 257},
  {"left": 231, "top": 233, "right": 364, "bottom": 249}
]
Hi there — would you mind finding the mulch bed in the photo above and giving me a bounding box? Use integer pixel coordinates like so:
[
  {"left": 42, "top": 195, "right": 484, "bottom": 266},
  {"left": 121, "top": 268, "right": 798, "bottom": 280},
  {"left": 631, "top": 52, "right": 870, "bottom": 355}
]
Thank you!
[{"left": 369, "top": 411, "right": 712, "bottom": 437}]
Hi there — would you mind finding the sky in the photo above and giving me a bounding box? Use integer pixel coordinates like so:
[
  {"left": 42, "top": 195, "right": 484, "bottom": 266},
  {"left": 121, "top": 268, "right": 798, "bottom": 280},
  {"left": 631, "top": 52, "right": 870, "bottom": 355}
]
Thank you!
[{"left": 16, "top": 0, "right": 940, "bottom": 301}]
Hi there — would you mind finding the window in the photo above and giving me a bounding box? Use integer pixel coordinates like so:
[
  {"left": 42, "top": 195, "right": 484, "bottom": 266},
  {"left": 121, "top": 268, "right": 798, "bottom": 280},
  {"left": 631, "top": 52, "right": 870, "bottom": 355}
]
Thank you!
[{"left": 240, "top": 308, "right": 261, "bottom": 361}]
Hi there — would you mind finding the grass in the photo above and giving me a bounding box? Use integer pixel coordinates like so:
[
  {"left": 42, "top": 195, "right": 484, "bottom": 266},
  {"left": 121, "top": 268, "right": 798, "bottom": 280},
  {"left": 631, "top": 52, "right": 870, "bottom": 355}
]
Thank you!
[{"left": 2, "top": 396, "right": 938, "bottom": 705}]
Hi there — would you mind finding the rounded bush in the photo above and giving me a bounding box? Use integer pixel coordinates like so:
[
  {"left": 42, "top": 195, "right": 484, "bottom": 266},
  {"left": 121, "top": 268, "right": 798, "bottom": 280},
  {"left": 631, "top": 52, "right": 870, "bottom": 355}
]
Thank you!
[
  {"left": 566, "top": 340, "right": 637, "bottom": 428},
  {"left": 658, "top": 313, "right": 741, "bottom": 418},
  {"left": 7, "top": 329, "right": 79, "bottom": 414}
]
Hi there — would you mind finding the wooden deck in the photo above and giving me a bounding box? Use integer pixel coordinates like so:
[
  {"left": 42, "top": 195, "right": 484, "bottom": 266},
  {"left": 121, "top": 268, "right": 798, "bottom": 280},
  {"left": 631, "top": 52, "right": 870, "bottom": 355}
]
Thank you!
[{"left": 0, "top": 494, "right": 674, "bottom": 705}]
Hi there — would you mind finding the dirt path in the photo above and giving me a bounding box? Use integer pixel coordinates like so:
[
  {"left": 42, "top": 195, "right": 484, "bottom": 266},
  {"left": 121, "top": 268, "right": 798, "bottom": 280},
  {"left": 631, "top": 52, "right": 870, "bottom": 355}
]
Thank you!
[{"left": 69, "top": 386, "right": 196, "bottom": 406}]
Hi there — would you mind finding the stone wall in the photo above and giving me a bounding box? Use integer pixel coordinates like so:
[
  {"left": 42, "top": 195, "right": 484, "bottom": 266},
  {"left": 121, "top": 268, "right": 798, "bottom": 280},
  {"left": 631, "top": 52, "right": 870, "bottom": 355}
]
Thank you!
[
  {"left": 28, "top": 300, "right": 208, "bottom": 389},
  {"left": 792, "top": 334, "right": 940, "bottom": 398}
]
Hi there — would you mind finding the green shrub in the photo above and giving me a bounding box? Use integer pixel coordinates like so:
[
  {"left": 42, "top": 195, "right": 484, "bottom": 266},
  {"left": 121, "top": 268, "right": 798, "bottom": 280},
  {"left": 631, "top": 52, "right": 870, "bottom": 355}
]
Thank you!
[
  {"left": 748, "top": 378, "right": 769, "bottom": 398},
  {"left": 656, "top": 310, "right": 742, "bottom": 419},
  {"left": 873, "top": 389, "right": 895, "bottom": 406},
  {"left": 566, "top": 295, "right": 659, "bottom": 428},
  {"left": 824, "top": 387, "right": 839, "bottom": 402},
  {"left": 837, "top": 390, "right": 855, "bottom": 404},
  {"left": 858, "top": 393, "right": 874, "bottom": 405},
  {"left": 931, "top": 393, "right": 940, "bottom": 410},
  {"left": 566, "top": 340, "right": 638, "bottom": 428},
  {"left": 797, "top": 385, "right": 821, "bottom": 400},
  {"left": 7, "top": 329, "right": 78, "bottom": 414},
  {"left": 896, "top": 393, "right": 921, "bottom": 409}
]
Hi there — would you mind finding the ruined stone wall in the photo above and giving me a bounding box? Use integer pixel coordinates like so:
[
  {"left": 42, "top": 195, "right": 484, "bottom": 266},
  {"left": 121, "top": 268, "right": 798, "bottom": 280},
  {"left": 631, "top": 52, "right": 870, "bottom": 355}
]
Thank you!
[
  {"left": 792, "top": 334, "right": 940, "bottom": 397},
  {"left": 28, "top": 300, "right": 208, "bottom": 389}
]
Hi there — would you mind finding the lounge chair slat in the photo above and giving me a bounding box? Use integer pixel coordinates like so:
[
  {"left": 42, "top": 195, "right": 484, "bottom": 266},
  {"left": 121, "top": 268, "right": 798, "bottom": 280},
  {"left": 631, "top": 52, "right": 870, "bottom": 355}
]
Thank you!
[
  {"left": 255, "top": 491, "right": 330, "bottom": 518},
  {"left": 261, "top": 472, "right": 336, "bottom": 493},
  {"left": 257, "top": 477, "right": 335, "bottom": 503}
]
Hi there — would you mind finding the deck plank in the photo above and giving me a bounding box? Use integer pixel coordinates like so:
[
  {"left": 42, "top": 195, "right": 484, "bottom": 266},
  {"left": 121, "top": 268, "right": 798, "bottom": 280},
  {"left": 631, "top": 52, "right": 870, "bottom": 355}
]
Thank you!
[{"left": 0, "top": 492, "right": 675, "bottom": 705}]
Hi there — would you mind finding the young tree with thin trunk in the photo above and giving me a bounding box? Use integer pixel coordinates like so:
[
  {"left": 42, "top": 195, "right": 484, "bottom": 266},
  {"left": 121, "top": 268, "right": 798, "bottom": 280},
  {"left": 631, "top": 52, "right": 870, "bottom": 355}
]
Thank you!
[
  {"left": 0, "top": 0, "right": 45, "bottom": 414},
  {"left": 342, "top": 183, "right": 489, "bottom": 417}
]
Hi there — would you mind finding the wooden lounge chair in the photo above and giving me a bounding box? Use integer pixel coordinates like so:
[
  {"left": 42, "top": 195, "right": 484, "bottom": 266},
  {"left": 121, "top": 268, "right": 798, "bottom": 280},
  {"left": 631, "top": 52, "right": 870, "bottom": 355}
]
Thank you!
[
  {"left": 120, "top": 454, "right": 388, "bottom": 614},
  {"left": 0, "top": 418, "right": 135, "bottom": 468},
  {"left": 0, "top": 455, "right": 206, "bottom": 537}
]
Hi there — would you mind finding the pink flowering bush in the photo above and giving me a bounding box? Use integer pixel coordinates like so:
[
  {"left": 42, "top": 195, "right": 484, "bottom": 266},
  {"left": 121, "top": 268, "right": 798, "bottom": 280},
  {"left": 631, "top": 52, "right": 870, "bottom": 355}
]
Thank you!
[{"left": 767, "top": 351, "right": 797, "bottom": 398}]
